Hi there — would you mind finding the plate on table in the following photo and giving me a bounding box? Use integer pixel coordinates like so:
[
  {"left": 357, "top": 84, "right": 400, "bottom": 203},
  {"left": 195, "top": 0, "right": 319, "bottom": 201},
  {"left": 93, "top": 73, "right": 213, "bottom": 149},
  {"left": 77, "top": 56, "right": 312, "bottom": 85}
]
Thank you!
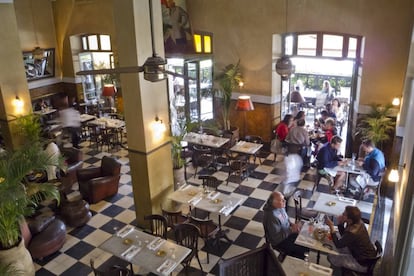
[
  {"left": 211, "top": 199, "right": 222, "bottom": 204},
  {"left": 326, "top": 201, "right": 336, "bottom": 206},
  {"left": 123, "top": 238, "right": 133, "bottom": 245},
  {"left": 187, "top": 191, "right": 197, "bottom": 196}
]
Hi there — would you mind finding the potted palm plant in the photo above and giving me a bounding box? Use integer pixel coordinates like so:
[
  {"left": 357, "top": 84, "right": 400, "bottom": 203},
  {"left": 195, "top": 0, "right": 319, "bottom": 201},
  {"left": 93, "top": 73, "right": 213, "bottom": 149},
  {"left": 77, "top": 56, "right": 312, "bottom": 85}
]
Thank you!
[
  {"left": 0, "top": 115, "right": 61, "bottom": 276},
  {"left": 215, "top": 60, "right": 243, "bottom": 131},
  {"left": 356, "top": 103, "right": 396, "bottom": 149}
]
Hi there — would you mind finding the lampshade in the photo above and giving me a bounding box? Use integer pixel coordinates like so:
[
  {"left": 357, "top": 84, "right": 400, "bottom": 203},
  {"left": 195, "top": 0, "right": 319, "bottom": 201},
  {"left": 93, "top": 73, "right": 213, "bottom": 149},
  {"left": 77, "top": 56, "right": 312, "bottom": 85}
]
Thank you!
[
  {"left": 235, "top": 96, "right": 254, "bottom": 111},
  {"left": 290, "top": 90, "right": 305, "bottom": 103},
  {"left": 102, "top": 84, "right": 116, "bottom": 97}
]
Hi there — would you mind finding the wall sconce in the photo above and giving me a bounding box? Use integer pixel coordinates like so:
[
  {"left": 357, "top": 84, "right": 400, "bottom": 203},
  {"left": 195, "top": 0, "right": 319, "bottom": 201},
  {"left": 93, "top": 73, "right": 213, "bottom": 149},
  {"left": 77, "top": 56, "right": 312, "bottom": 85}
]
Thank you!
[
  {"left": 12, "top": 95, "right": 24, "bottom": 114},
  {"left": 239, "top": 81, "right": 244, "bottom": 89},
  {"left": 392, "top": 97, "right": 400, "bottom": 106},
  {"left": 152, "top": 116, "right": 166, "bottom": 140},
  {"left": 194, "top": 32, "right": 212, "bottom": 54},
  {"left": 388, "top": 163, "right": 406, "bottom": 183}
]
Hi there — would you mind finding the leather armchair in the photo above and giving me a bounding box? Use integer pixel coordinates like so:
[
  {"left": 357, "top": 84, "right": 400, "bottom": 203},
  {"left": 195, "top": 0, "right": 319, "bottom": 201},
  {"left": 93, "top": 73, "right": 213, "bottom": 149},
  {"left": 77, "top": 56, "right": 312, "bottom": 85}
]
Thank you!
[
  {"left": 59, "top": 147, "right": 83, "bottom": 194},
  {"left": 77, "top": 156, "right": 122, "bottom": 204}
]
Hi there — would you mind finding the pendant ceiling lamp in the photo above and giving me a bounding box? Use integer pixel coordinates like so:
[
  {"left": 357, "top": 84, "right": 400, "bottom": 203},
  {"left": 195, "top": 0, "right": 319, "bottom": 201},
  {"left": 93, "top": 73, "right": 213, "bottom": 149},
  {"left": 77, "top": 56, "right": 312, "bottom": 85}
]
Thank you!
[{"left": 275, "top": 0, "right": 294, "bottom": 80}]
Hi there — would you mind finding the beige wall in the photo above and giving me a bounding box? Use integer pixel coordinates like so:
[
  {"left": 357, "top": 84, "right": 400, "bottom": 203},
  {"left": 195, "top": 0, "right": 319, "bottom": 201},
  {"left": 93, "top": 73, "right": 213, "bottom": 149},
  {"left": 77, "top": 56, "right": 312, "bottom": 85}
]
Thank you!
[
  {"left": 187, "top": 0, "right": 414, "bottom": 105},
  {"left": 53, "top": 0, "right": 116, "bottom": 78}
]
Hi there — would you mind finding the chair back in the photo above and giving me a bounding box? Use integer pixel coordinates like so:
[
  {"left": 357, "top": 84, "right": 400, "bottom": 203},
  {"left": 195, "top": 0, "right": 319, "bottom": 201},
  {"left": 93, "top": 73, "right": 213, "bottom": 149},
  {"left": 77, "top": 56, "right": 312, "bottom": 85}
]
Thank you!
[
  {"left": 244, "top": 135, "right": 263, "bottom": 144},
  {"left": 292, "top": 190, "right": 303, "bottom": 223},
  {"left": 161, "top": 208, "right": 187, "bottom": 229},
  {"left": 199, "top": 175, "right": 219, "bottom": 191},
  {"left": 363, "top": 240, "right": 383, "bottom": 274},
  {"left": 174, "top": 223, "right": 200, "bottom": 264},
  {"left": 188, "top": 216, "right": 219, "bottom": 240},
  {"left": 101, "top": 156, "right": 122, "bottom": 177},
  {"left": 90, "top": 259, "right": 131, "bottom": 276},
  {"left": 144, "top": 214, "right": 168, "bottom": 239},
  {"left": 218, "top": 243, "right": 286, "bottom": 276}
]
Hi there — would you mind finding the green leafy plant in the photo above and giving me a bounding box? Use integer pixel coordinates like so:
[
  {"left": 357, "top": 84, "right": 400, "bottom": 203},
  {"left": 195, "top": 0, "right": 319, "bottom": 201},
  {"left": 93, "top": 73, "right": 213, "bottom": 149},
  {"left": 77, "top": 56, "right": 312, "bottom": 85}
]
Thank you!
[
  {"left": 356, "top": 104, "right": 395, "bottom": 148},
  {"left": 215, "top": 61, "right": 243, "bottom": 130},
  {"left": 0, "top": 115, "right": 61, "bottom": 249},
  {"left": 171, "top": 120, "right": 197, "bottom": 169}
]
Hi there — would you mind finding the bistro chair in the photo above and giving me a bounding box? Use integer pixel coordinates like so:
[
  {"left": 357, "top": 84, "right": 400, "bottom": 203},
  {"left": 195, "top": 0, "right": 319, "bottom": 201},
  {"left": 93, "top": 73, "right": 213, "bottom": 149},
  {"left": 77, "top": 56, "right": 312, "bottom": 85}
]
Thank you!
[
  {"left": 226, "top": 151, "right": 249, "bottom": 185},
  {"left": 188, "top": 216, "right": 220, "bottom": 264},
  {"left": 192, "top": 145, "right": 214, "bottom": 177},
  {"left": 292, "top": 190, "right": 318, "bottom": 222},
  {"left": 143, "top": 214, "right": 168, "bottom": 239},
  {"left": 174, "top": 223, "right": 203, "bottom": 272},
  {"left": 359, "top": 170, "right": 386, "bottom": 208},
  {"left": 243, "top": 135, "right": 264, "bottom": 164},
  {"left": 90, "top": 259, "right": 131, "bottom": 276},
  {"left": 199, "top": 175, "right": 220, "bottom": 191},
  {"left": 343, "top": 240, "right": 382, "bottom": 276},
  {"left": 87, "top": 124, "right": 102, "bottom": 150},
  {"left": 161, "top": 207, "right": 188, "bottom": 231}
]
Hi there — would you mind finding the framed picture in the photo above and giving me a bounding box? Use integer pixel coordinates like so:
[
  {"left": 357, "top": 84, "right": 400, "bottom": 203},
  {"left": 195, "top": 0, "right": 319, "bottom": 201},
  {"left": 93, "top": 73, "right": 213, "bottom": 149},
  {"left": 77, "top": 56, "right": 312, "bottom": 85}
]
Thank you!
[{"left": 23, "top": 48, "right": 55, "bottom": 81}]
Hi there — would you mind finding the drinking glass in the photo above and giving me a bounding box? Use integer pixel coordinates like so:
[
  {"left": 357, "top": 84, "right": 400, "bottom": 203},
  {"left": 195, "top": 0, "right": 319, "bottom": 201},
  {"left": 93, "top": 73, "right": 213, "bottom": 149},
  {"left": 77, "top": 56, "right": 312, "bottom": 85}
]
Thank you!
[
  {"left": 169, "top": 248, "right": 176, "bottom": 260},
  {"left": 303, "top": 252, "right": 310, "bottom": 268}
]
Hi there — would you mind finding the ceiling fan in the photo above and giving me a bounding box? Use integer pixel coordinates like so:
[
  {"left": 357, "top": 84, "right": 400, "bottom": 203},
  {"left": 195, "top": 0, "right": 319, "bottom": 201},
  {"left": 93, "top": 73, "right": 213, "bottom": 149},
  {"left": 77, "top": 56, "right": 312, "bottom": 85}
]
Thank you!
[{"left": 76, "top": 0, "right": 190, "bottom": 82}]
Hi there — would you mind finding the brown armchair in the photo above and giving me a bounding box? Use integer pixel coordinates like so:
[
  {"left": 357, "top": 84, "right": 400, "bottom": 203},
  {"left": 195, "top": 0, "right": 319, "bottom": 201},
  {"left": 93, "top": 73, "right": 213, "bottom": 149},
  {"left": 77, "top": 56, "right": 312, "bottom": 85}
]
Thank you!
[
  {"left": 59, "top": 147, "right": 83, "bottom": 194},
  {"left": 77, "top": 156, "right": 121, "bottom": 204}
]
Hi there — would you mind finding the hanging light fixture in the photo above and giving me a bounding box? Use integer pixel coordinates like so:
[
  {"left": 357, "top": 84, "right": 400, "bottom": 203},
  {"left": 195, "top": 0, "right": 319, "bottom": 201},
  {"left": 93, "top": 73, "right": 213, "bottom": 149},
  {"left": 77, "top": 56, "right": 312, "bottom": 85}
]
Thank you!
[{"left": 275, "top": 0, "right": 294, "bottom": 80}]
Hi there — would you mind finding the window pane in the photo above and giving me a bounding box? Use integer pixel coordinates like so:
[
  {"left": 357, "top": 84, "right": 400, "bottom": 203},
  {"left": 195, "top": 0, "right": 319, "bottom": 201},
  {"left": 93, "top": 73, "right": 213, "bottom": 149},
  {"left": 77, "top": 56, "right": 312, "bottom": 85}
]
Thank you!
[
  {"left": 285, "top": 35, "right": 293, "bottom": 55},
  {"left": 204, "top": 35, "right": 212, "bottom": 53},
  {"left": 100, "top": 35, "right": 111, "bottom": 50},
  {"left": 82, "top": 36, "right": 88, "bottom": 50},
  {"left": 297, "top": 34, "right": 317, "bottom": 56},
  {"left": 88, "top": 35, "right": 98, "bottom": 50},
  {"left": 194, "top": 34, "right": 202, "bottom": 53},
  {"left": 322, "top": 34, "right": 343, "bottom": 57},
  {"left": 348, "top": 37, "right": 357, "bottom": 58}
]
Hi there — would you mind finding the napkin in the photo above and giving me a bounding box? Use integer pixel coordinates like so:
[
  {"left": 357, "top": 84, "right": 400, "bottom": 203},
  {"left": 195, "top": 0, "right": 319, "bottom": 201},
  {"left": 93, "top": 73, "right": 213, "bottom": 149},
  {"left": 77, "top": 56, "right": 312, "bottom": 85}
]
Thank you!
[
  {"left": 188, "top": 196, "right": 202, "bottom": 206},
  {"left": 207, "top": 191, "right": 220, "bottom": 200},
  {"left": 296, "top": 235, "right": 317, "bottom": 246},
  {"left": 337, "top": 196, "right": 357, "bottom": 206},
  {"left": 219, "top": 205, "right": 233, "bottom": 216},
  {"left": 179, "top": 184, "right": 188, "bottom": 190},
  {"left": 309, "top": 263, "right": 333, "bottom": 275},
  {"left": 121, "top": 245, "right": 141, "bottom": 260},
  {"left": 157, "top": 259, "right": 177, "bottom": 275},
  {"left": 147, "top": 237, "right": 166, "bottom": 251},
  {"left": 116, "top": 225, "right": 134, "bottom": 238}
]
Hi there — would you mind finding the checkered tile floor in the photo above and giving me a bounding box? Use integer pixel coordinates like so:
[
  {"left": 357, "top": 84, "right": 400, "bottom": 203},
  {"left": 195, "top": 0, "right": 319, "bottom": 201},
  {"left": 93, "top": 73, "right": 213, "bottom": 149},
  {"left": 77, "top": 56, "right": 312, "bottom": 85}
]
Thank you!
[{"left": 34, "top": 139, "right": 376, "bottom": 276}]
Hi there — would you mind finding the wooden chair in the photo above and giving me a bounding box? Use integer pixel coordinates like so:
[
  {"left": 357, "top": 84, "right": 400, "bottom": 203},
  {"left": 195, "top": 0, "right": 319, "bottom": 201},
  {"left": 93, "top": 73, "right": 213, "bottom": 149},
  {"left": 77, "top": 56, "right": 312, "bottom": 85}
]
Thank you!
[
  {"left": 87, "top": 124, "right": 102, "bottom": 150},
  {"left": 359, "top": 170, "right": 386, "bottom": 208},
  {"left": 226, "top": 151, "right": 249, "bottom": 185},
  {"left": 243, "top": 135, "right": 264, "bottom": 164},
  {"left": 188, "top": 216, "right": 220, "bottom": 263},
  {"left": 199, "top": 175, "right": 220, "bottom": 191},
  {"left": 344, "top": 240, "right": 382, "bottom": 276},
  {"left": 90, "top": 259, "right": 131, "bottom": 276},
  {"left": 218, "top": 243, "right": 286, "bottom": 276},
  {"left": 192, "top": 145, "right": 214, "bottom": 177},
  {"left": 292, "top": 190, "right": 318, "bottom": 222},
  {"left": 161, "top": 208, "right": 188, "bottom": 230},
  {"left": 143, "top": 214, "right": 168, "bottom": 239},
  {"left": 174, "top": 223, "right": 203, "bottom": 272}
]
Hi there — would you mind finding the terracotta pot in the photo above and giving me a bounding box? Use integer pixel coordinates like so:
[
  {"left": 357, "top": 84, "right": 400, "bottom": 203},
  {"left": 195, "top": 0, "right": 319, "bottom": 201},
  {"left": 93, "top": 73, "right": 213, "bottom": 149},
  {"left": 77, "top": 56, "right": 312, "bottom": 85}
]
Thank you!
[{"left": 0, "top": 238, "right": 35, "bottom": 276}]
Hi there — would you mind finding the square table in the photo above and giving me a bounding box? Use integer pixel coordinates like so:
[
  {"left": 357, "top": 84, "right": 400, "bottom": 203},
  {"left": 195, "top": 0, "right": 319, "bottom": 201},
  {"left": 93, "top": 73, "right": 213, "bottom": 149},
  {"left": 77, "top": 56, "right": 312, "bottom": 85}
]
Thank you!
[
  {"left": 295, "top": 221, "right": 338, "bottom": 256},
  {"left": 282, "top": 255, "right": 333, "bottom": 276},
  {"left": 100, "top": 225, "right": 191, "bottom": 275},
  {"left": 312, "top": 193, "right": 373, "bottom": 217},
  {"left": 168, "top": 184, "right": 244, "bottom": 242},
  {"left": 334, "top": 162, "right": 366, "bottom": 188},
  {"left": 230, "top": 140, "right": 263, "bottom": 155},
  {"left": 183, "top": 132, "right": 229, "bottom": 149}
]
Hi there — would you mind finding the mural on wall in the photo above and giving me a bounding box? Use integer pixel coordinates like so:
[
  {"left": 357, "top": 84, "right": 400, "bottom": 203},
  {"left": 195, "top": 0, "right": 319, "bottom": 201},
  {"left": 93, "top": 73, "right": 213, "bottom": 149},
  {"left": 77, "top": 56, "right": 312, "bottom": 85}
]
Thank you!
[{"left": 161, "top": 0, "right": 194, "bottom": 54}]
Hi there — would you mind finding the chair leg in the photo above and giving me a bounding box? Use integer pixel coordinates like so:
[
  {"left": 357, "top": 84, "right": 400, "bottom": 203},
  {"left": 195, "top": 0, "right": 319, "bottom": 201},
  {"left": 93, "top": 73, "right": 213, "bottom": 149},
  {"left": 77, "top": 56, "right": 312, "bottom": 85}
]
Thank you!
[{"left": 196, "top": 252, "right": 203, "bottom": 272}]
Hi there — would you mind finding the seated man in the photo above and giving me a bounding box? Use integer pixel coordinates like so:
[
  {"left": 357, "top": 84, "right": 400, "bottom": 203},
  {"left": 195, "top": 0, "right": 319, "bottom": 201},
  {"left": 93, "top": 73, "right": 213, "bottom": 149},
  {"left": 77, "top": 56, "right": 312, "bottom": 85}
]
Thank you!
[
  {"left": 326, "top": 206, "right": 377, "bottom": 273},
  {"left": 350, "top": 139, "right": 385, "bottom": 192},
  {"left": 262, "top": 191, "right": 308, "bottom": 259},
  {"left": 316, "top": 135, "right": 347, "bottom": 191}
]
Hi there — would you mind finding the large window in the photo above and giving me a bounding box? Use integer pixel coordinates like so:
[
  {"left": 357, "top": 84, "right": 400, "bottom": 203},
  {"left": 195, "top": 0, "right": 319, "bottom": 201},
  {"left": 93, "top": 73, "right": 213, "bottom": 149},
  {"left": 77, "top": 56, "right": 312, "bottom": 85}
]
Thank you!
[
  {"left": 81, "top": 34, "right": 112, "bottom": 52},
  {"left": 285, "top": 32, "right": 362, "bottom": 60}
]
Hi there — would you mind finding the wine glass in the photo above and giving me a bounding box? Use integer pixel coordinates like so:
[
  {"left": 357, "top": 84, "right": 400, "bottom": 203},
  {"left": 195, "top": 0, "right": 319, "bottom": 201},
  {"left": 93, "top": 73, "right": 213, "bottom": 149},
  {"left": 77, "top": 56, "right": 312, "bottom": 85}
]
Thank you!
[{"left": 303, "top": 252, "right": 310, "bottom": 268}]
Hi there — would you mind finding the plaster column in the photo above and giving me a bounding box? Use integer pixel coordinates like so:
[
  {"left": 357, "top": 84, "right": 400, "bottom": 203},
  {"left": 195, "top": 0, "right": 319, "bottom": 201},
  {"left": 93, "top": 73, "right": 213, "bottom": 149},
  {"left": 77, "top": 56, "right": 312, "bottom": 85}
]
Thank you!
[
  {"left": 113, "top": 0, "right": 173, "bottom": 227},
  {"left": 0, "top": 1, "right": 32, "bottom": 149}
]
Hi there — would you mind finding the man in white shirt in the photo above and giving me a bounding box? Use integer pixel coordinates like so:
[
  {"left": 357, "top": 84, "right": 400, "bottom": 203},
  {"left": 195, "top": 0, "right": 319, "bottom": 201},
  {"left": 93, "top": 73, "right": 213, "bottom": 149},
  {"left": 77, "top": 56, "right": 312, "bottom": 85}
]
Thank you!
[{"left": 59, "top": 107, "right": 81, "bottom": 148}]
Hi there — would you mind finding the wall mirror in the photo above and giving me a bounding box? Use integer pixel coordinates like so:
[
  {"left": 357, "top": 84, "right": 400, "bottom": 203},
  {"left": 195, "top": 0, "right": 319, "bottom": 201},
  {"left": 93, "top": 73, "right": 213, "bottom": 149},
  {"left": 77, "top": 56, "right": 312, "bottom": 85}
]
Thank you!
[{"left": 23, "top": 48, "right": 55, "bottom": 81}]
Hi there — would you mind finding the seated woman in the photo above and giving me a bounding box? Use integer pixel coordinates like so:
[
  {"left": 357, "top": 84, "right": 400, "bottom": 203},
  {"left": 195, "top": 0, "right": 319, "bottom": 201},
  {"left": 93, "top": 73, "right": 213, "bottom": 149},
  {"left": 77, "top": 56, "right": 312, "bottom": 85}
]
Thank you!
[
  {"left": 275, "top": 114, "right": 293, "bottom": 142},
  {"left": 262, "top": 192, "right": 308, "bottom": 259},
  {"left": 326, "top": 206, "right": 377, "bottom": 273}
]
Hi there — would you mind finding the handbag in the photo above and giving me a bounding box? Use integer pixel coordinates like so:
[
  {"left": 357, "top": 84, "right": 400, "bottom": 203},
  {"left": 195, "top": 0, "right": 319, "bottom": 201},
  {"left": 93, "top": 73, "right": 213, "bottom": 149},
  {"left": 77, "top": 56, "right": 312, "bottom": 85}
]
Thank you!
[{"left": 270, "top": 138, "right": 279, "bottom": 153}]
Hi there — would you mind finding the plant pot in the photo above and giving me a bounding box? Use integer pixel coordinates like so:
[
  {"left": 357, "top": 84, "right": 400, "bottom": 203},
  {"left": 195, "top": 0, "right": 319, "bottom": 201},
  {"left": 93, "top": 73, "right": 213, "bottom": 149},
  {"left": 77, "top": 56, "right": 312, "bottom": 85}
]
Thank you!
[
  {"left": 0, "top": 238, "right": 35, "bottom": 276},
  {"left": 173, "top": 167, "right": 186, "bottom": 190}
]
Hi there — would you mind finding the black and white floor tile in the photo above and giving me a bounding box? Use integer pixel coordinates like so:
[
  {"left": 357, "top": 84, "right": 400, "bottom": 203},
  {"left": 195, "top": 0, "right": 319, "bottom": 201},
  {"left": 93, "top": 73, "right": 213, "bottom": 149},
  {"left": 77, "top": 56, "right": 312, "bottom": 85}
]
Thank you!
[{"left": 34, "top": 139, "right": 378, "bottom": 276}]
